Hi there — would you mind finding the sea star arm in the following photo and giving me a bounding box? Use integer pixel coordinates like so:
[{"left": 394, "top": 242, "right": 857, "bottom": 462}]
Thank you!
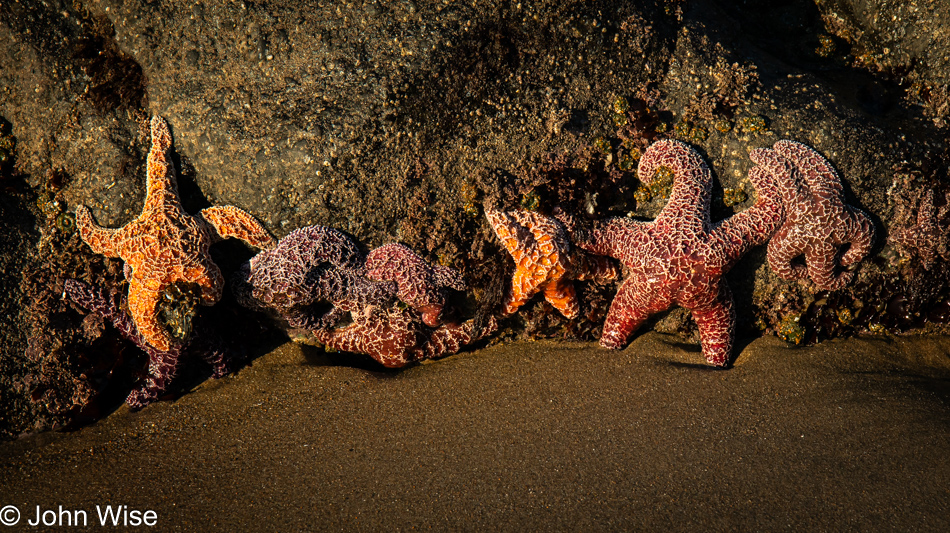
[
  {"left": 773, "top": 140, "right": 843, "bottom": 200},
  {"left": 199, "top": 205, "right": 276, "bottom": 250},
  {"left": 749, "top": 145, "right": 808, "bottom": 208},
  {"left": 802, "top": 239, "right": 849, "bottom": 291},
  {"left": 839, "top": 208, "right": 875, "bottom": 267},
  {"left": 314, "top": 307, "right": 424, "bottom": 368},
  {"left": 542, "top": 279, "right": 580, "bottom": 319},
  {"left": 575, "top": 216, "right": 649, "bottom": 260},
  {"left": 551, "top": 209, "right": 631, "bottom": 279},
  {"left": 141, "top": 116, "right": 180, "bottom": 213},
  {"left": 64, "top": 279, "right": 141, "bottom": 343},
  {"left": 637, "top": 139, "right": 711, "bottom": 233},
  {"left": 485, "top": 208, "right": 529, "bottom": 264},
  {"left": 75, "top": 205, "right": 127, "bottom": 257},
  {"left": 421, "top": 316, "right": 499, "bottom": 360},
  {"left": 366, "top": 243, "right": 463, "bottom": 327},
  {"left": 126, "top": 279, "right": 173, "bottom": 352},
  {"left": 766, "top": 226, "right": 808, "bottom": 281},
  {"left": 599, "top": 278, "right": 669, "bottom": 349},
  {"left": 63, "top": 279, "right": 186, "bottom": 408},
  {"left": 711, "top": 165, "right": 785, "bottom": 264},
  {"left": 504, "top": 263, "right": 544, "bottom": 316},
  {"left": 806, "top": 207, "right": 875, "bottom": 290},
  {"left": 689, "top": 284, "right": 736, "bottom": 367}
]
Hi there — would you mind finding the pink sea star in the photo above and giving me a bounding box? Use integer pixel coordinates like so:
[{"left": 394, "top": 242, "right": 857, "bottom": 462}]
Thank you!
[
  {"left": 63, "top": 279, "right": 229, "bottom": 408},
  {"left": 485, "top": 207, "right": 618, "bottom": 319},
  {"left": 76, "top": 116, "right": 275, "bottom": 352},
  {"left": 562, "top": 139, "right": 783, "bottom": 366},
  {"left": 365, "top": 243, "right": 466, "bottom": 327},
  {"left": 313, "top": 306, "right": 497, "bottom": 368},
  {"left": 750, "top": 140, "right": 875, "bottom": 290}
]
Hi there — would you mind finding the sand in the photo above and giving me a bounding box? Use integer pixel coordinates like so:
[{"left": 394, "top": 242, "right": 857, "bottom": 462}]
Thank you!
[{"left": 2, "top": 333, "right": 949, "bottom": 531}]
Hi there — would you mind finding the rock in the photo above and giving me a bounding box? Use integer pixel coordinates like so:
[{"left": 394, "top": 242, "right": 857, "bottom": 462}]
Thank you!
[{"left": 1, "top": 0, "right": 948, "bottom": 435}]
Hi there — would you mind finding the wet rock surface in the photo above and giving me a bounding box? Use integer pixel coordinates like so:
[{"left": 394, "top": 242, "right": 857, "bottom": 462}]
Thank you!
[{"left": 0, "top": 0, "right": 948, "bottom": 434}]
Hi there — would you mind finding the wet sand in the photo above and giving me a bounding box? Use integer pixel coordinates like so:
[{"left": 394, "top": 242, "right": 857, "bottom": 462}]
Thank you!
[{"left": 2, "top": 333, "right": 949, "bottom": 531}]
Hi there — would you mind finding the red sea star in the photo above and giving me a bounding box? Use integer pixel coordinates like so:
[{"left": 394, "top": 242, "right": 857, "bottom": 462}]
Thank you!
[
  {"left": 564, "top": 139, "right": 784, "bottom": 366},
  {"left": 485, "top": 207, "right": 618, "bottom": 319},
  {"left": 750, "top": 140, "right": 875, "bottom": 291},
  {"left": 76, "top": 116, "right": 276, "bottom": 352}
]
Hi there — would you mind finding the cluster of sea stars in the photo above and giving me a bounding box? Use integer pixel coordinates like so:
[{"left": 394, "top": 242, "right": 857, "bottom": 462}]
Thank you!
[
  {"left": 233, "top": 226, "right": 495, "bottom": 368},
  {"left": 70, "top": 116, "right": 496, "bottom": 407},
  {"left": 489, "top": 138, "right": 875, "bottom": 367},
  {"left": 70, "top": 113, "right": 878, "bottom": 408}
]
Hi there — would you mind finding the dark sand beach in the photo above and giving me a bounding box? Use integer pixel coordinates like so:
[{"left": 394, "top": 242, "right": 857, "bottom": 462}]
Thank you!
[{"left": 2, "top": 335, "right": 949, "bottom": 531}]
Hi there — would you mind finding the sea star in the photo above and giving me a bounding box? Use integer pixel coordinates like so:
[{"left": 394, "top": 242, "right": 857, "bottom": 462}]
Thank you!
[
  {"left": 888, "top": 187, "right": 950, "bottom": 270},
  {"left": 562, "top": 139, "right": 784, "bottom": 366},
  {"left": 365, "top": 243, "right": 466, "bottom": 327},
  {"left": 485, "top": 207, "right": 618, "bottom": 319},
  {"left": 232, "top": 225, "right": 395, "bottom": 330},
  {"left": 750, "top": 140, "right": 875, "bottom": 291},
  {"left": 63, "top": 279, "right": 229, "bottom": 408},
  {"left": 313, "top": 305, "right": 498, "bottom": 368},
  {"left": 76, "top": 115, "right": 276, "bottom": 352}
]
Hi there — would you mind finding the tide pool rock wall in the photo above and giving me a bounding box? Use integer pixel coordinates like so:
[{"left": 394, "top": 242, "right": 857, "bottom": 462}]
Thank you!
[{"left": 1, "top": 0, "right": 948, "bottom": 435}]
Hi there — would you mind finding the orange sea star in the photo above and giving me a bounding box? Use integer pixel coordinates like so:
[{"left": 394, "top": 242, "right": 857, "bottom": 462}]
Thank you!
[
  {"left": 485, "top": 207, "right": 618, "bottom": 319},
  {"left": 76, "top": 115, "right": 276, "bottom": 351}
]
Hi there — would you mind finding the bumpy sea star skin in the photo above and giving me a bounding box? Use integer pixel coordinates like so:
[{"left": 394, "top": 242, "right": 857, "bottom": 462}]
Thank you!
[
  {"left": 750, "top": 140, "right": 876, "bottom": 291},
  {"left": 76, "top": 116, "right": 275, "bottom": 352},
  {"left": 232, "top": 225, "right": 396, "bottom": 330},
  {"left": 564, "top": 139, "right": 784, "bottom": 366},
  {"left": 313, "top": 306, "right": 498, "bottom": 368},
  {"left": 889, "top": 188, "right": 950, "bottom": 270},
  {"left": 234, "top": 227, "right": 493, "bottom": 367},
  {"left": 63, "top": 279, "right": 229, "bottom": 408},
  {"left": 365, "top": 243, "right": 466, "bottom": 327},
  {"left": 485, "top": 207, "right": 619, "bottom": 319}
]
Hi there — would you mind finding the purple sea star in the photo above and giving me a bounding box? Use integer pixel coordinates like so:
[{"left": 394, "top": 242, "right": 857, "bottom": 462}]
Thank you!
[
  {"left": 485, "top": 207, "right": 618, "bottom": 319},
  {"left": 561, "top": 139, "right": 784, "bottom": 366},
  {"left": 75, "top": 116, "right": 275, "bottom": 352},
  {"left": 63, "top": 279, "right": 229, "bottom": 408},
  {"left": 232, "top": 225, "right": 396, "bottom": 330},
  {"left": 365, "top": 243, "right": 466, "bottom": 327},
  {"left": 750, "top": 140, "right": 875, "bottom": 290},
  {"left": 234, "top": 226, "right": 494, "bottom": 367},
  {"left": 313, "top": 305, "right": 497, "bottom": 368}
]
